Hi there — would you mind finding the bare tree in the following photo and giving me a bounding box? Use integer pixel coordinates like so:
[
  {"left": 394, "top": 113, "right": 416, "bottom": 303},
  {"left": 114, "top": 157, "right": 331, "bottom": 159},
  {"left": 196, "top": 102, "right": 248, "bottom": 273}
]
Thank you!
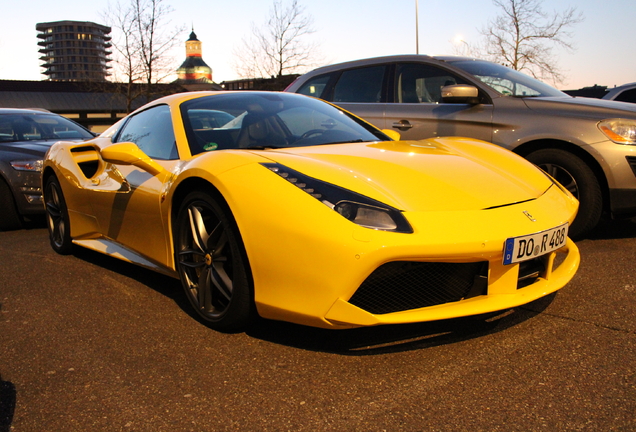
[
  {"left": 234, "top": 0, "right": 320, "bottom": 79},
  {"left": 480, "top": 0, "right": 583, "bottom": 84},
  {"left": 132, "top": 0, "right": 184, "bottom": 91},
  {"left": 103, "top": 0, "right": 184, "bottom": 109},
  {"left": 102, "top": 1, "right": 145, "bottom": 112}
]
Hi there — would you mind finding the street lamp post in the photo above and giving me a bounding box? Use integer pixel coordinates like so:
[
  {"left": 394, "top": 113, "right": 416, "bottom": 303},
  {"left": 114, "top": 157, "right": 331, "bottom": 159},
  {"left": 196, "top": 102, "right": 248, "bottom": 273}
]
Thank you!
[{"left": 415, "top": 0, "right": 419, "bottom": 54}]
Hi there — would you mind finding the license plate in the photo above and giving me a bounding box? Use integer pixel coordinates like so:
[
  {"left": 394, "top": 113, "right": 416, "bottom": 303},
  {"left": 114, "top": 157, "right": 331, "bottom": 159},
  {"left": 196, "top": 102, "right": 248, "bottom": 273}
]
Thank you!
[{"left": 503, "top": 223, "right": 568, "bottom": 265}]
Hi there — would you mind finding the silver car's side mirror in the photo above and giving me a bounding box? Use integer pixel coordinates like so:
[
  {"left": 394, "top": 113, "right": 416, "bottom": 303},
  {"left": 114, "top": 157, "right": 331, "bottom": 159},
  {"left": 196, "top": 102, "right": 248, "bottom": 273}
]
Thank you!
[{"left": 441, "top": 85, "right": 480, "bottom": 105}]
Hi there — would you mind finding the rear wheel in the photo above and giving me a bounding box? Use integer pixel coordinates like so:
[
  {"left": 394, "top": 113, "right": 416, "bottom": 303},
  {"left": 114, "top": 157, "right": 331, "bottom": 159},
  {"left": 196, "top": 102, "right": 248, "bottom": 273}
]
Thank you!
[
  {"left": 0, "top": 179, "right": 22, "bottom": 231},
  {"left": 526, "top": 148, "right": 603, "bottom": 239},
  {"left": 43, "top": 175, "right": 73, "bottom": 254},
  {"left": 175, "top": 191, "right": 254, "bottom": 332}
]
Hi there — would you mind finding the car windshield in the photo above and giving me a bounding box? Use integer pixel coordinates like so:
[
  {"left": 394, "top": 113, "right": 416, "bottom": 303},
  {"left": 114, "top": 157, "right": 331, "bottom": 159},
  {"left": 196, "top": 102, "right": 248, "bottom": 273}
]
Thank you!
[
  {"left": 0, "top": 113, "right": 94, "bottom": 143},
  {"left": 447, "top": 59, "right": 567, "bottom": 98},
  {"left": 180, "top": 92, "right": 390, "bottom": 155}
]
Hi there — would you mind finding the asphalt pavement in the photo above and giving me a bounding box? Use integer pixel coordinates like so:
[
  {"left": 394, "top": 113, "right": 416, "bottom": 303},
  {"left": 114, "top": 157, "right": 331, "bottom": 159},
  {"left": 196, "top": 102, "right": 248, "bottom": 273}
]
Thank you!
[{"left": 1, "top": 218, "right": 635, "bottom": 431}]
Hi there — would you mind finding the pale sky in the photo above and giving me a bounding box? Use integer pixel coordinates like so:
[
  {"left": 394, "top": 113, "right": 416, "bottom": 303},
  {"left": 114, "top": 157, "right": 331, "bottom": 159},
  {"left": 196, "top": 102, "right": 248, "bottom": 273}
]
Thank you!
[{"left": 0, "top": 0, "right": 634, "bottom": 91}]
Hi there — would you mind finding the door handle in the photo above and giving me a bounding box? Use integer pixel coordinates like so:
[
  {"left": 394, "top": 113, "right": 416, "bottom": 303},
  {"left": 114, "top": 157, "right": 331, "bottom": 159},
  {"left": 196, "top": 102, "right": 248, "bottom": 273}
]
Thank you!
[{"left": 392, "top": 120, "right": 413, "bottom": 130}]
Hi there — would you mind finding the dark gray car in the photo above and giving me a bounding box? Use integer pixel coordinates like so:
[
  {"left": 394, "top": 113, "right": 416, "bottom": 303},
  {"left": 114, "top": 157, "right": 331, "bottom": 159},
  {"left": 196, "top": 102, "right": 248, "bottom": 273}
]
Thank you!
[
  {"left": 286, "top": 55, "right": 636, "bottom": 238},
  {"left": 0, "top": 108, "right": 94, "bottom": 230}
]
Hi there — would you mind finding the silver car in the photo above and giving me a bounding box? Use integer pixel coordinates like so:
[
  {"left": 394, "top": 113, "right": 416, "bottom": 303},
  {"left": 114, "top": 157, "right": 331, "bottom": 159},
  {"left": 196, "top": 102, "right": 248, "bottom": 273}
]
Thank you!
[
  {"left": 0, "top": 108, "right": 95, "bottom": 230},
  {"left": 286, "top": 55, "right": 636, "bottom": 238}
]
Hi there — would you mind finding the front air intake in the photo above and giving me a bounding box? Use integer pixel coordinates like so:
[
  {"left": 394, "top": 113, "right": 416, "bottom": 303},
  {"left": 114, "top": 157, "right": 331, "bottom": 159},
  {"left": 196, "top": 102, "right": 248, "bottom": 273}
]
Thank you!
[{"left": 349, "top": 261, "right": 488, "bottom": 314}]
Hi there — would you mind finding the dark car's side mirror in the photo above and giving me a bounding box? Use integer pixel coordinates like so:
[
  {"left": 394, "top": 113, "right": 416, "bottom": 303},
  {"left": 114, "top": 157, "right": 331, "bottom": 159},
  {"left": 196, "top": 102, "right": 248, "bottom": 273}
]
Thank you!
[{"left": 441, "top": 85, "right": 480, "bottom": 105}]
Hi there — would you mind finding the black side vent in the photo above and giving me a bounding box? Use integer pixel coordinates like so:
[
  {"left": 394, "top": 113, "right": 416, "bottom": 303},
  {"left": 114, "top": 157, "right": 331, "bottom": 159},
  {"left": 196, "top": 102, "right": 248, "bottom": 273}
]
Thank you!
[{"left": 70, "top": 146, "right": 100, "bottom": 178}]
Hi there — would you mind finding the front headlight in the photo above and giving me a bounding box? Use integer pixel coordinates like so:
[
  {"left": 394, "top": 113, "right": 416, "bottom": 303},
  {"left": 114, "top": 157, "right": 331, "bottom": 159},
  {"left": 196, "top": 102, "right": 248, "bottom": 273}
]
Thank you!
[
  {"left": 262, "top": 163, "right": 413, "bottom": 233},
  {"left": 598, "top": 119, "right": 636, "bottom": 144},
  {"left": 10, "top": 160, "right": 44, "bottom": 172}
]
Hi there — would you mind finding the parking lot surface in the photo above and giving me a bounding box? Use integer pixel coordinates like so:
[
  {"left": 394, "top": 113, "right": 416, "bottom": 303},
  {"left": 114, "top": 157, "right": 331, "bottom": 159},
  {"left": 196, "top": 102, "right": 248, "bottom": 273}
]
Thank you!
[{"left": 1, "top": 219, "right": 635, "bottom": 431}]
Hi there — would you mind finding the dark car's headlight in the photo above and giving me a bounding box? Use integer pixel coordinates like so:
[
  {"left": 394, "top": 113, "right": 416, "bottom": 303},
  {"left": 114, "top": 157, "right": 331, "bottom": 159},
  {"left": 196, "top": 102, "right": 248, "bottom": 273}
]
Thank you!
[
  {"left": 598, "top": 119, "right": 636, "bottom": 144},
  {"left": 262, "top": 163, "right": 412, "bottom": 233},
  {"left": 10, "top": 160, "right": 44, "bottom": 172}
]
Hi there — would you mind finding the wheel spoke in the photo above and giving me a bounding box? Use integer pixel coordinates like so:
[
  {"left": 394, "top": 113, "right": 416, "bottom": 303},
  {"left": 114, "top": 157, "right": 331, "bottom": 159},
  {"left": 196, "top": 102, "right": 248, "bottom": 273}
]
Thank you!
[
  {"left": 178, "top": 248, "right": 207, "bottom": 268},
  {"left": 197, "top": 267, "right": 213, "bottom": 311},
  {"left": 211, "top": 230, "right": 228, "bottom": 259},
  {"left": 188, "top": 205, "right": 210, "bottom": 252},
  {"left": 45, "top": 202, "right": 61, "bottom": 219},
  {"left": 210, "top": 262, "right": 233, "bottom": 303}
]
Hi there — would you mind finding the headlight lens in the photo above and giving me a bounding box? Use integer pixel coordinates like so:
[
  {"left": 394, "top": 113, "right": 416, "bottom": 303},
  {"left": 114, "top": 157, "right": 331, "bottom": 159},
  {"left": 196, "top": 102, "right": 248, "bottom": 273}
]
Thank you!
[
  {"left": 598, "top": 119, "right": 636, "bottom": 144},
  {"left": 10, "top": 160, "right": 43, "bottom": 172},
  {"left": 262, "top": 163, "right": 413, "bottom": 233}
]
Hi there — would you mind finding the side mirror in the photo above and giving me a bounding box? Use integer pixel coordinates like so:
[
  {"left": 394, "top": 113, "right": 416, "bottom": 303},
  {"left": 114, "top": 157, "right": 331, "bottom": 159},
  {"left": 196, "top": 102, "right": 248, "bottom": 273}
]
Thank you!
[
  {"left": 381, "top": 129, "right": 401, "bottom": 141},
  {"left": 100, "top": 142, "right": 165, "bottom": 176},
  {"left": 441, "top": 84, "right": 480, "bottom": 105}
]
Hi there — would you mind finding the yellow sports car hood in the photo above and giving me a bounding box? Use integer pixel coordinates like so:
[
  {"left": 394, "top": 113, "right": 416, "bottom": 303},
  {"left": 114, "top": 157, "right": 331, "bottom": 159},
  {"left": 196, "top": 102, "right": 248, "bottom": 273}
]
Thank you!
[{"left": 253, "top": 137, "right": 554, "bottom": 212}]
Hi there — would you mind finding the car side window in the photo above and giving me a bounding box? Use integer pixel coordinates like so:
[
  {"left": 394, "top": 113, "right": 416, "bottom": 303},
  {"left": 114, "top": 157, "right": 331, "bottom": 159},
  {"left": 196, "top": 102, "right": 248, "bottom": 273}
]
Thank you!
[
  {"left": 333, "top": 66, "right": 386, "bottom": 103},
  {"left": 296, "top": 73, "right": 335, "bottom": 99},
  {"left": 395, "top": 63, "right": 467, "bottom": 103},
  {"left": 115, "top": 104, "right": 178, "bottom": 160},
  {"left": 615, "top": 88, "right": 636, "bottom": 103}
]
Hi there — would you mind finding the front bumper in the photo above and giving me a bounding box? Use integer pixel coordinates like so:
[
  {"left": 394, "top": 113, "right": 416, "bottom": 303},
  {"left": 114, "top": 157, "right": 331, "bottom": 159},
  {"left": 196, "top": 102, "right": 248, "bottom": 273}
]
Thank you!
[
  {"left": 8, "top": 170, "right": 43, "bottom": 215},
  {"left": 587, "top": 142, "right": 636, "bottom": 216},
  {"left": 324, "top": 239, "right": 579, "bottom": 327}
]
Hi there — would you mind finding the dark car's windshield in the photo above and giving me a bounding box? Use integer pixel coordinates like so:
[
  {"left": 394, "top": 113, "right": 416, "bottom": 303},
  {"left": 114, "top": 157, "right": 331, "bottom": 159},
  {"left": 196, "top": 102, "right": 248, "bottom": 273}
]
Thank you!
[
  {"left": 448, "top": 59, "right": 567, "bottom": 98},
  {"left": 180, "top": 92, "right": 390, "bottom": 155},
  {"left": 0, "top": 113, "right": 94, "bottom": 143}
]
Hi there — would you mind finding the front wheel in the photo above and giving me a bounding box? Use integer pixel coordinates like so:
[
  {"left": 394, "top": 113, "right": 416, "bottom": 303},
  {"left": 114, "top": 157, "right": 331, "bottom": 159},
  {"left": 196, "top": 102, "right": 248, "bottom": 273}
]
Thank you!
[
  {"left": 175, "top": 191, "right": 254, "bottom": 332},
  {"left": 526, "top": 148, "right": 603, "bottom": 239},
  {"left": 43, "top": 175, "right": 73, "bottom": 254}
]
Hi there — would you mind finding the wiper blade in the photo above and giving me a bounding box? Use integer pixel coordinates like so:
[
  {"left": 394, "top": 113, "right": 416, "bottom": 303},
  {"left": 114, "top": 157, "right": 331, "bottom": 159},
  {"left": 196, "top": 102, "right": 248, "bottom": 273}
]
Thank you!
[
  {"left": 245, "top": 145, "right": 282, "bottom": 150},
  {"left": 323, "top": 139, "right": 366, "bottom": 145}
]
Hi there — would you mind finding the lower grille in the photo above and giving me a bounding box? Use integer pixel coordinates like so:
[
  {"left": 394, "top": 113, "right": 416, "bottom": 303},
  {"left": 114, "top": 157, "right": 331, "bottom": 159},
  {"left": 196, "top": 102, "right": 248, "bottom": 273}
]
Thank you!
[{"left": 349, "top": 261, "right": 488, "bottom": 315}]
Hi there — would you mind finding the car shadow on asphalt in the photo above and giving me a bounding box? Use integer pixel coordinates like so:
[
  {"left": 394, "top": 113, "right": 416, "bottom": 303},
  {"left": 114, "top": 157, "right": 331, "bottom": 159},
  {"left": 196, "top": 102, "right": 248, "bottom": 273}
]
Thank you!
[
  {"left": 0, "top": 374, "right": 16, "bottom": 432},
  {"left": 245, "top": 294, "right": 556, "bottom": 355},
  {"left": 70, "top": 246, "right": 187, "bottom": 308},
  {"left": 70, "top": 245, "right": 558, "bottom": 354},
  {"left": 583, "top": 216, "right": 636, "bottom": 240}
]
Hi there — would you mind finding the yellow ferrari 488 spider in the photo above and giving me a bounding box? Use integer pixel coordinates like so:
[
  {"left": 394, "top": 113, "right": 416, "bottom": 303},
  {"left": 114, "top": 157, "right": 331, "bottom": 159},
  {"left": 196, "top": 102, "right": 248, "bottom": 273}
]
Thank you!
[{"left": 42, "top": 91, "right": 580, "bottom": 331}]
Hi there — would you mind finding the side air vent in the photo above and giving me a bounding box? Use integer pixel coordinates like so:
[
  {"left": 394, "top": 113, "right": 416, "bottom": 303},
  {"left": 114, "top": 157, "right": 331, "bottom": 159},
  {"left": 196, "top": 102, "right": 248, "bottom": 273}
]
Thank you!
[{"left": 71, "top": 146, "right": 100, "bottom": 178}]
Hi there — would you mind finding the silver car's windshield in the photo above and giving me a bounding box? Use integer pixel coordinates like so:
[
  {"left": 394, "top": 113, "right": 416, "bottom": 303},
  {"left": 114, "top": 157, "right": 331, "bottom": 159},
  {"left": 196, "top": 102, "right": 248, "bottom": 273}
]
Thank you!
[{"left": 448, "top": 60, "right": 567, "bottom": 98}]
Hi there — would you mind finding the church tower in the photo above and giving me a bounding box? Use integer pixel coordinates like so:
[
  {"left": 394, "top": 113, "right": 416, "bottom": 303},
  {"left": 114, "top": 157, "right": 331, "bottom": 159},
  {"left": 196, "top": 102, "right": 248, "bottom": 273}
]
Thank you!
[{"left": 176, "top": 30, "right": 213, "bottom": 83}]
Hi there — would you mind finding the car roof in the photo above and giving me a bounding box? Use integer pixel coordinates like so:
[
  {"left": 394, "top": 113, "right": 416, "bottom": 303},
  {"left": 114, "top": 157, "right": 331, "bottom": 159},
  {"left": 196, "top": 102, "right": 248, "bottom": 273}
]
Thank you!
[
  {"left": 296, "top": 54, "right": 480, "bottom": 75},
  {"left": 0, "top": 108, "right": 53, "bottom": 115}
]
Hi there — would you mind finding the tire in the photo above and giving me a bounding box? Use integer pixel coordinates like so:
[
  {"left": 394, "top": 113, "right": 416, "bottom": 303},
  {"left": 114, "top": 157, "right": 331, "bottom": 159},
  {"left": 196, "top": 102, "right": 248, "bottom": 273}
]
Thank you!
[
  {"left": 175, "top": 191, "right": 254, "bottom": 332},
  {"left": 0, "top": 179, "right": 22, "bottom": 231},
  {"left": 43, "top": 175, "right": 74, "bottom": 254},
  {"left": 526, "top": 148, "right": 603, "bottom": 239}
]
